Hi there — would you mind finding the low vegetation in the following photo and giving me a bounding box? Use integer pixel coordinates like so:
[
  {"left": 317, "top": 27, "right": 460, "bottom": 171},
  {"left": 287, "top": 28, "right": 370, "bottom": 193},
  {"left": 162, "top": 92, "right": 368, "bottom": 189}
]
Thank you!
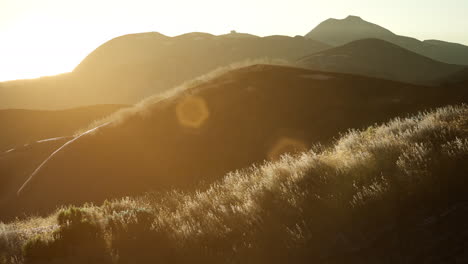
[
  {"left": 74, "top": 59, "right": 290, "bottom": 135},
  {"left": 1, "top": 105, "right": 467, "bottom": 263}
]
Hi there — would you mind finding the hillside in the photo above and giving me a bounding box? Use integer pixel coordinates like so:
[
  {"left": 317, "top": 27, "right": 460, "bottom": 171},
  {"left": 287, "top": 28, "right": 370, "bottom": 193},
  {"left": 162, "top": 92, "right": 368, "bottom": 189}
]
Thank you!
[
  {"left": 305, "top": 15, "right": 468, "bottom": 65},
  {"left": 437, "top": 67, "right": 468, "bottom": 86},
  {"left": 1, "top": 105, "right": 467, "bottom": 264},
  {"left": 2, "top": 64, "right": 467, "bottom": 221},
  {"left": 0, "top": 33, "right": 329, "bottom": 110},
  {"left": 298, "top": 38, "right": 463, "bottom": 85},
  {"left": 0, "top": 104, "right": 126, "bottom": 152},
  {"left": 0, "top": 138, "right": 71, "bottom": 214},
  {"left": 0, "top": 105, "right": 126, "bottom": 216}
]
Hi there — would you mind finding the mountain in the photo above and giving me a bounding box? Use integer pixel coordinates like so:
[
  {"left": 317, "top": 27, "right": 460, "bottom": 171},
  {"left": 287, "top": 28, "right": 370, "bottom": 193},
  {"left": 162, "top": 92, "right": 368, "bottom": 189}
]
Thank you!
[
  {"left": 305, "top": 15, "right": 468, "bottom": 65},
  {"left": 305, "top": 15, "right": 394, "bottom": 46},
  {"left": 0, "top": 32, "right": 329, "bottom": 110},
  {"left": 0, "top": 104, "right": 126, "bottom": 152},
  {"left": 2, "top": 64, "right": 466, "bottom": 220},
  {"left": 298, "top": 38, "right": 464, "bottom": 85}
]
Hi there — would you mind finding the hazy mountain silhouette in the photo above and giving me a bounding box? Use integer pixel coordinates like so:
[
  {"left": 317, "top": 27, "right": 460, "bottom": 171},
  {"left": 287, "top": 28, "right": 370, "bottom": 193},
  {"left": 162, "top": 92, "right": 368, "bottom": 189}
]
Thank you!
[
  {"left": 306, "top": 16, "right": 393, "bottom": 46},
  {"left": 0, "top": 104, "right": 125, "bottom": 152},
  {"left": 298, "top": 38, "right": 464, "bottom": 85},
  {"left": 2, "top": 64, "right": 466, "bottom": 220},
  {"left": 0, "top": 33, "right": 329, "bottom": 110},
  {"left": 305, "top": 15, "right": 468, "bottom": 65}
]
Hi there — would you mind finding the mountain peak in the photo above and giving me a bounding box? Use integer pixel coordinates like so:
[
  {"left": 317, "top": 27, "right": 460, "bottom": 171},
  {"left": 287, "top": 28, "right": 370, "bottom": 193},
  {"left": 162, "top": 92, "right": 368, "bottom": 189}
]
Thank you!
[
  {"left": 305, "top": 16, "right": 468, "bottom": 65},
  {"left": 305, "top": 16, "right": 395, "bottom": 46},
  {"left": 344, "top": 15, "right": 363, "bottom": 21}
]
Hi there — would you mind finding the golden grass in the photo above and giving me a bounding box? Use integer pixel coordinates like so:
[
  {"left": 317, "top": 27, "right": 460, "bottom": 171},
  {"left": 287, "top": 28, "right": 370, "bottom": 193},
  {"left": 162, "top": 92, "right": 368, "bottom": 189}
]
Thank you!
[
  {"left": 1, "top": 104, "right": 467, "bottom": 263},
  {"left": 73, "top": 59, "right": 291, "bottom": 136}
]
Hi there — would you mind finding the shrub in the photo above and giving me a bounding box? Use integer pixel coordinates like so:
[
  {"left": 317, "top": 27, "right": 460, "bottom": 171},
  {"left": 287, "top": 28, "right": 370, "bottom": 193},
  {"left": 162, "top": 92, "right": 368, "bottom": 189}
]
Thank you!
[{"left": 23, "top": 207, "right": 111, "bottom": 264}]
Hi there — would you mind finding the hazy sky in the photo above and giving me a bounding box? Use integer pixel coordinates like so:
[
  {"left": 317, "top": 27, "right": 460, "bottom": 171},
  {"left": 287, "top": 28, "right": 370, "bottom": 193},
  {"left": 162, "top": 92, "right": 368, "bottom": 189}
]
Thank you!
[{"left": 1, "top": 0, "right": 467, "bottom": 81}]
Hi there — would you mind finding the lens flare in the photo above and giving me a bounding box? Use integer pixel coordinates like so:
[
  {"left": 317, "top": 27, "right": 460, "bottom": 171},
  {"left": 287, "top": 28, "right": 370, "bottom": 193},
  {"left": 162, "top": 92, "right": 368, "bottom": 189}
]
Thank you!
[
  {"left": 268, "top": 137, "right": 307, "bottom": 160},
  {"left": 176, "top": 95, "right": 210, "bottom": 128}
]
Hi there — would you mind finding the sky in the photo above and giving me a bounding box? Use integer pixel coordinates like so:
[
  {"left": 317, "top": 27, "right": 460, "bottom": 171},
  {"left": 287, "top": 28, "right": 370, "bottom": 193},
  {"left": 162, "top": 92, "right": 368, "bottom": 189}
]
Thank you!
[{"left": 1, "top": 0, "right": 467, "bottom": 81}]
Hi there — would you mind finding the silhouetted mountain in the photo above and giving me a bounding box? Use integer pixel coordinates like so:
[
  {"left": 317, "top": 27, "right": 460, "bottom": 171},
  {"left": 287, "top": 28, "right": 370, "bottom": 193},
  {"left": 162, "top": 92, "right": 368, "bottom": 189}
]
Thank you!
[
  {"left": 306, "top": 16, "right": 393, "bottom": 46},
  {"left": 0, "top": 104, "right": 126, "bottom": 152},
  {"left": 2, "top": 64, "right": 466, "bottom": 220},
  {"left": 0, "top": 33, "right": 329, "bottom": 110},
  {"left": 305, "top": 15, "right": 468, "bottom": 65},
  {"left": 298, "top": 38, "right": 464, "bottom": 85}
]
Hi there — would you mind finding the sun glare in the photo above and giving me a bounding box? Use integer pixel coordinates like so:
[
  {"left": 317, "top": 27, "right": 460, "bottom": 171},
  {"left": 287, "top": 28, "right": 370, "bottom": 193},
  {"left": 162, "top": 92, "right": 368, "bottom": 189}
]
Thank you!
[{"left": 0, "top": 15, "right": 103, "bottom": 81}]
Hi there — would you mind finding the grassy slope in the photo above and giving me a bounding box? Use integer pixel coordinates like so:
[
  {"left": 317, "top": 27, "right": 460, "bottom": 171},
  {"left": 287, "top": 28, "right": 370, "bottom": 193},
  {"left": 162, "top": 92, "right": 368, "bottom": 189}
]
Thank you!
[
  {"left": 1, "top": 104, "right": 467, "bottom": 264},
  {"left": 0, "top": 104, "right": 126, "bottom": 152},
  {"left": 0, "top": 104, "right": 127, "bottom": 222},
  {"left": 6, "top": 65, "right": 468, "bottom": 221}
]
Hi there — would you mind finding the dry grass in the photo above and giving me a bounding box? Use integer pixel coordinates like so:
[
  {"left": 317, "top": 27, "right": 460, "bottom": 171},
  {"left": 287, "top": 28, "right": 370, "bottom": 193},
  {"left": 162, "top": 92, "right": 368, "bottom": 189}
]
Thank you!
[
  {"left": 1, "top": 104, "right": 467, "bottom": 263},
  {"left": 74, "top": 59, "right": 291, "bottom": 136}
]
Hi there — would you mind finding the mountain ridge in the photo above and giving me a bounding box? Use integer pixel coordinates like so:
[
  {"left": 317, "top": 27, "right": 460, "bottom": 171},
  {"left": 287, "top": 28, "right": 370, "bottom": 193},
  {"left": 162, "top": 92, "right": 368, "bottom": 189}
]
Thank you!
[
  {"left": 0, "top": 33, "right": 329, "bottom": 110},
  {"left": 305, "top": 15, "right": 468, "bottom": 65},
  {"left": 298, "top": 38, "right": 464, "bottom": 85}
]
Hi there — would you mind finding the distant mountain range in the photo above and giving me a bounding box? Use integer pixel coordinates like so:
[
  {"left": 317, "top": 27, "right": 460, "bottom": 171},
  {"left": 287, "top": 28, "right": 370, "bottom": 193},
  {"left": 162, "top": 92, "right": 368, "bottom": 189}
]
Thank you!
[
  {"left": 2, "top": 65, "right": 466, "bottom": 220},
  {"left": 1, "top": 15, "right": 467, "bottom": 111},
  {"left": 305, "top": 15, "right": 468, "bottom": 65},
  {"left": 298, "top": 38, "right": 464, "bottom": 85},
  {"left": 0, "top": 33, "right": 329, "bottom": 109}
]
